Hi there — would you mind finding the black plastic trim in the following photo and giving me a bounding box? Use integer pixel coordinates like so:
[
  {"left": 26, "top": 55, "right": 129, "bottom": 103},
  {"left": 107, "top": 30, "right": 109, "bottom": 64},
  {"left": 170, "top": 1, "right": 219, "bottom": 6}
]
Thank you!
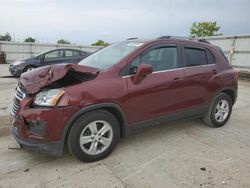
[
  {"left": 213, "top": 87, "right": 237, "bottom": 105},
  {"left": 12, "top": 127, "right": 64, "bottom": 156},
  {"left": 129, "top": 106, "right": 208, "bottom": 132}
]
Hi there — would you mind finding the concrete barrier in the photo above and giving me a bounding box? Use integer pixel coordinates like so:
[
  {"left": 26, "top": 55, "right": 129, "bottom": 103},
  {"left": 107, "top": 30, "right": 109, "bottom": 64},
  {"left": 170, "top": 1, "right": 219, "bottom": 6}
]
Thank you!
[{"left": 0, "top": 41, "right": 101, "bottom": 63}]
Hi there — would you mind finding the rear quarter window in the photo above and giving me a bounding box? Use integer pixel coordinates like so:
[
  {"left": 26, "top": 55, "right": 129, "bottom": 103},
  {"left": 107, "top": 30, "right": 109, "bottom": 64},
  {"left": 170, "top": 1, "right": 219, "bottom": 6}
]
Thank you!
[
  {"left": 80, "top": 51, "right": 87, "bottom": 56},
  {"left": 206, "top": 49, "right": 215, "bottom": 64}
]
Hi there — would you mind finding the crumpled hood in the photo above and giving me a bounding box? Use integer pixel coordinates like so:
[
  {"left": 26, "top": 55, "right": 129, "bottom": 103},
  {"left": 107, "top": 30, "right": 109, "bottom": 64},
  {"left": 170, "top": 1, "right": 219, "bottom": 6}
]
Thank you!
[{"left": 20, "top": 63, "right": 98, "bottom": 94}]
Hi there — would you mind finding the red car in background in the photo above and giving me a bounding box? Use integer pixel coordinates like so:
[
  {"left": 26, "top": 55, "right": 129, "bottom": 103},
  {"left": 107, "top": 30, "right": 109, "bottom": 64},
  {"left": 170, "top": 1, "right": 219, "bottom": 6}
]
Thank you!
[{"left": 10, "top": 37, "right": 238, "bottom": 162}]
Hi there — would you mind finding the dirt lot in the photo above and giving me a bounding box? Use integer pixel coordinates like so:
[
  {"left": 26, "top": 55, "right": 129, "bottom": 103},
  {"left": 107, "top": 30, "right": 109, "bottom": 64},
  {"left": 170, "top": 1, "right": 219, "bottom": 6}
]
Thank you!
[{"left": 0, "top": 64, "right": 250, "bottom": 188}]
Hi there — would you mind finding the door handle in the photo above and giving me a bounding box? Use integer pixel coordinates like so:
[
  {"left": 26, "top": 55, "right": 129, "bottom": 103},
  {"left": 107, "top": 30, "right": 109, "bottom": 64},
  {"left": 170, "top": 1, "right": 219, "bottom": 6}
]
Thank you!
[
  {"left": 173, "top": 77, "right": 183, "bottom": 82},
  {"left": 212, "top": 69, "right": 217, "bottom": 74}
]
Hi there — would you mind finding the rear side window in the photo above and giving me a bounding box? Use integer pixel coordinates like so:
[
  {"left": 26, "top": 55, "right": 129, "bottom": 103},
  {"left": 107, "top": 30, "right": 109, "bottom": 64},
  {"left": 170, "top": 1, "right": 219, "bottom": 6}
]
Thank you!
[
  {"left": 184, "top": 48, "right": 207, "bottom": 66},
  {"left": 65, "top": 50, "right": 80, "bottom": 57}
]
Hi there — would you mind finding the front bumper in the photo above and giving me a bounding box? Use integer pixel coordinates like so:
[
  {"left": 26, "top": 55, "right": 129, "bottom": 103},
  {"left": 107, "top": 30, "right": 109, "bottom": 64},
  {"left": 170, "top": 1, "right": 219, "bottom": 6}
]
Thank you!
[
  {"left": 10, "top": 99, "right": 80, "bottom": 156},
  {"left": 12, "top": 126, "right": 64, "bottom": 156},
  {"left": 9, "top": 65, "right": 23, "bottom": 77}
]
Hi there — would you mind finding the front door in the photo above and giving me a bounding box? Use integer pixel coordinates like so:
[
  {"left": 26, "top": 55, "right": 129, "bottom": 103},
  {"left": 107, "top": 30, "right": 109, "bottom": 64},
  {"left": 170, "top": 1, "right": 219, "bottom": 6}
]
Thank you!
[{"left": 125, "top": 45, "right": 185, "bottom": 123}]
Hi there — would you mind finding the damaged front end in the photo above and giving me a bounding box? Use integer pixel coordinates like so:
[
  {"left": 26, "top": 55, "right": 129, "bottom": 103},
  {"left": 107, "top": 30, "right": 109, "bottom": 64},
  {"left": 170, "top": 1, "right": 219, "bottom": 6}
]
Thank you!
[
  {"left": 19, "top": 63, "right": 98, "bottom": 94},
  {"left": 10, "top": 63, "right": 98, "bottom": 156}
]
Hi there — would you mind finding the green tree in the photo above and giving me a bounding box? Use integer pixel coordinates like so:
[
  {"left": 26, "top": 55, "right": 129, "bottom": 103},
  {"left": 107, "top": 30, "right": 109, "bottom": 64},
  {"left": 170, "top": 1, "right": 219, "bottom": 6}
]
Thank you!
[
  {"left": 91, "top": 40, "right": 109, "bottom": 46},
  {"left": 57, "top": 39, "right": 71, "bottom": 44},
  {"left": 24, "top": 37, "right": 36, "bottom": 43},
  {"left": 190, "top": 21, "right": 221, "bottom": 38},
  {"left": 0, "top": 33, "right": 12, "bottom": 41}
]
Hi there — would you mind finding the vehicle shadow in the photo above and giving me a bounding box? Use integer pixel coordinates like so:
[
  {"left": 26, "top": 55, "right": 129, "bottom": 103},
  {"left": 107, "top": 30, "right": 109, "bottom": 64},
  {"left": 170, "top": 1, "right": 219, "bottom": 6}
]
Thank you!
[
  {"left": 5, "top": 118, "right": 208, "bottom": 167},
  {"left": 0, "top": 75, "right": 18, "bottom": 78}
]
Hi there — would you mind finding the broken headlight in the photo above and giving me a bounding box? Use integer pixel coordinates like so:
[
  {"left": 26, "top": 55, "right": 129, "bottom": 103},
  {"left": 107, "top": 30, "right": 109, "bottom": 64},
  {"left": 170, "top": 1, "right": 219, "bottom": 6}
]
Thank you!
[{"left": 34, "top": 89, "right": 65, "bottom": 107}]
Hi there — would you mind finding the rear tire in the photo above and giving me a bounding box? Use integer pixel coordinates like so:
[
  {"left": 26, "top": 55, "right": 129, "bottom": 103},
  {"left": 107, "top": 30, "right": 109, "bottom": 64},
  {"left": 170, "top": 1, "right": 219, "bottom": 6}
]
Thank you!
[
  {"left": 67, "top": 110, "right": 120, "bottom": 162},
  {"left": 203, "top": 93, "right": 232, "bottom": 128}
]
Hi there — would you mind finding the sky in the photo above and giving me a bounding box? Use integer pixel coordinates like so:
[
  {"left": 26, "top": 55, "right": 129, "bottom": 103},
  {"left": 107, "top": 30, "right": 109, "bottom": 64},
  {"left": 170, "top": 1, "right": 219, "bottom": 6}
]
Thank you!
[{"left": 1, "top": 0, "right": 250, "bottom": 45}]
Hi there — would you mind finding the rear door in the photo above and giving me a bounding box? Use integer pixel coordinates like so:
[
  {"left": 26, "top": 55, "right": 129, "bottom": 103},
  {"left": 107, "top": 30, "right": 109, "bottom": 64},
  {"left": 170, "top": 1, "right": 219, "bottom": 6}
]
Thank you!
[
  {"left": 125, "top": 44, "right": 186, "bottom": 123},
  {"left": 181, "top": 45, "right": 216, "bottom": 109},
  {"left": 63, "top": 50, "right": 83, "bottom": 64}
]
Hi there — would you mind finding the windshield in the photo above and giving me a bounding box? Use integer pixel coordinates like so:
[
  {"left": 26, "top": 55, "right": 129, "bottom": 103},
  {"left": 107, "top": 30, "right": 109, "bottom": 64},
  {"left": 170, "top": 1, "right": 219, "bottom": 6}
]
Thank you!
[{"left": 78, "top": 42, "right": 144, "bottom": 69}]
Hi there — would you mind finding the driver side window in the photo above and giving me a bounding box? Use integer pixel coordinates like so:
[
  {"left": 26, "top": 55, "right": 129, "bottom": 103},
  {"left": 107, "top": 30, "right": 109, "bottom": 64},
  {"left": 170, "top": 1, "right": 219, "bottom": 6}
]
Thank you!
[{"left": 130, "top": 46, "right": 178, "bottom": 74}]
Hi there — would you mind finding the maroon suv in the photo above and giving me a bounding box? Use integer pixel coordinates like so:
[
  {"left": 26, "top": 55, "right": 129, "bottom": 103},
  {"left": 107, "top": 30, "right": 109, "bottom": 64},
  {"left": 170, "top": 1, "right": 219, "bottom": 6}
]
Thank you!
[{"left": 10, "top": 37, "right": 238, "bottom": 162}]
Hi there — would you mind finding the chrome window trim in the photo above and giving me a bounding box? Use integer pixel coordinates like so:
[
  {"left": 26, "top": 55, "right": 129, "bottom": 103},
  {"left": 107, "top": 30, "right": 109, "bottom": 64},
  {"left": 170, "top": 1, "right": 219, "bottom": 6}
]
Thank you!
[{"left": 121, "top": 64, "right": 215, "bottom": 78}]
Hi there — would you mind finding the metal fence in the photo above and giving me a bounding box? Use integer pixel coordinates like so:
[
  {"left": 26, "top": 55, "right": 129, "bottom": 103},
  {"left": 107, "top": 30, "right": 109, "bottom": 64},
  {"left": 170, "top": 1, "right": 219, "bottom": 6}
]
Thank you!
[
  {"left": 205, "top": 34, "right": 250, "bottom": 69},
  {"left": 1, "top": 34, "right": 250, "bottom": 68},
  {"left": 0, "top": 41, "right": 101, "bottom": 63}
]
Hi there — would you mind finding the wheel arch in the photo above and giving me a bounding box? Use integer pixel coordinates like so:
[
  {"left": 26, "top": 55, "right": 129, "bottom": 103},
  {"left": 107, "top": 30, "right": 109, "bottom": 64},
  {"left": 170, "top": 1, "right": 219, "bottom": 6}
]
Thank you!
[
  {"left": 221, "top": 89, "right": 236, "bottom": 105},
  {"left": 212, "top": 87, "right": 237, "bottom": 105},
  {"left": 23, "top": 64, "right": 37, "bottom": 72},
  {"left": 62, "top": 103, "right": 129, "bottom": 147}
]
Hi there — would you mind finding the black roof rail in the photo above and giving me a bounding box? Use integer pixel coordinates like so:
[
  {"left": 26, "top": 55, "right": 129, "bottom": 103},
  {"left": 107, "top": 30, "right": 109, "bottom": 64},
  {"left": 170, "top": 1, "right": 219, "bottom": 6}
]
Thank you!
[
  {"left": 198, "top": 39, "right": 211, "bottom": 44},
  {"left": 157, "top": 36, "right": 171, "bottom": 39},
  {"left": 126, "top": 37, "right": 138, "bottom": 40},
  {"left": 158, "top": 36, "right": 193, "bottom": 40},
  {"left": 157, "top": 35, "right": 211, "bottom": 44}
]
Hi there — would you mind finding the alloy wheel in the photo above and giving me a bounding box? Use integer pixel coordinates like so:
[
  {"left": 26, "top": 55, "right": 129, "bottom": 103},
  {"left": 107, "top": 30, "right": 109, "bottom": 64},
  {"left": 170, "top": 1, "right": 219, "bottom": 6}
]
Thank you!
[
  {"left": 214, "top": 99, "right": 230, "bottom": 122},
  {"left": 79, "top": 120, "right": 113, "bottom": 155}
]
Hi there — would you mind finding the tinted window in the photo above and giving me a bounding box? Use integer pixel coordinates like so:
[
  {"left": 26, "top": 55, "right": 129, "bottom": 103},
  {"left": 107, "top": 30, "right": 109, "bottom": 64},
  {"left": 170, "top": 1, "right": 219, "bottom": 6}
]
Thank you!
[
  {"left": 80, "top": 51, "right": 86, "bottom": 56},
  {"left": 206, "top": 49, "right": 215, "bottom": 64},
  {"left": 65, "top": 50, "right": 80, "bottom": 57},
  {"left": 184, "top": 48, "right": 207, "bottom": 66},
  {"left": 131, "top": 47, "right": 178, "bottom": 72},
  {"left": 45, "top": 50, "right": 63, "bottom": 59}
]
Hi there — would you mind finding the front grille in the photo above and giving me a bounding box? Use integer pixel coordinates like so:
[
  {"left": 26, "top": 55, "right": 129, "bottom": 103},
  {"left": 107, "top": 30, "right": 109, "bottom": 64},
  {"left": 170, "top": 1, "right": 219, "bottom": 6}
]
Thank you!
[{"left": 11, "top": 86, "right": 26, "bottom": 116}]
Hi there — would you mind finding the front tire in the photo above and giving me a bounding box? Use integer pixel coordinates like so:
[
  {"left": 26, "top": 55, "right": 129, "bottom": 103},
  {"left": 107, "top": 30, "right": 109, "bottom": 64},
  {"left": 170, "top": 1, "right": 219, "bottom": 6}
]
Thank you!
[
  {"left": 67, "top": 110, "right": 120, "bottom": 162},
  {"left": 23, "top": 65, "right": 36, "bottom": 73},
  {"left": 203, "top": 93, "right": 232, "bottom": 127}
]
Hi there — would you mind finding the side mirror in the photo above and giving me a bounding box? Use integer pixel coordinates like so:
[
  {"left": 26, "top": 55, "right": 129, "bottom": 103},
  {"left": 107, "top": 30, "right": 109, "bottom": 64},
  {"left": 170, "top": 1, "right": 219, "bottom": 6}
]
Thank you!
[
  {"left": 39, "top": 55, "right": 45, "bottom": 62},
  {"left": 133, "top": 63, "right": 153, "bottom": 84}
]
